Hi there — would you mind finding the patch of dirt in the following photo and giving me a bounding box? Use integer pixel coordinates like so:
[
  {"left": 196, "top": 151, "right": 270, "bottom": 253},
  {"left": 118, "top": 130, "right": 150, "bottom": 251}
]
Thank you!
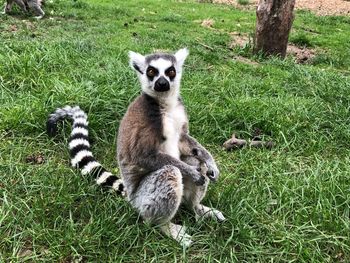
[
  {"left": 201, "top": 18, "right": 215, "bottom": 28},
  {"left": 24, "top": 21, "right": 35, "bottom": 30},
  {"left": 230, "top": 32, "right": 316, "bottom": 63},
  {"left": 7, "top": 24, "right": 18, "bottom": 32},
  {"left": 25, "top": 153, "right": 45, "bottom": 165},
  {"left": 287, "top": 44, "right": 316, "bottom": 63},
  {"left": 229, "top": 32, "right": 251, "bottom": 48},
  {"left": 17, "top": 239, "right": 33, "bottom": 259},
  {"left": 61, "top": 255, "right": 86, "bottom": 263},
  {"left": 18, "top": 248, "right": 33, "bottom": 258},
  {"left": 294, "top": 0, "right": 350, "bottom": 16},
  {"left": 213, "top": 0, "right": 350, "bottom": 16},
  {"left": 234, "top": 56, "right": 260, "bottom": 66},
  {"left": 17, "top": 240, "right": 50, "bottom": 260}
]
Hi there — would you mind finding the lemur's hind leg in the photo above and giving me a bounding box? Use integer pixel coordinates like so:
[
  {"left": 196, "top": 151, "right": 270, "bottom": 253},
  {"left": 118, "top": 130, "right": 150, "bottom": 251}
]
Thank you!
[
  {"left": 12, "top": 0, "right": 28, "bottom": 12},
  {"left": 5, "top": 0, "right": 27, "bottom": 13},
  {"left": 2, "top": 0, "right": 13, "bottom": 14},
  {"left": 182, "top": 156, "right": 226, "bottom": 222},
  {"left": 129, "top": 165, "right": 192, "bottom": 247}
]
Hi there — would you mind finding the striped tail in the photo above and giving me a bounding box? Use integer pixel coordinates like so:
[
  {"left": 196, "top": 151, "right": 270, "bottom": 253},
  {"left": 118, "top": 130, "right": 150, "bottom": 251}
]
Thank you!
[{"left": 47, "top": 106, "right": 125, "bottom": 195}]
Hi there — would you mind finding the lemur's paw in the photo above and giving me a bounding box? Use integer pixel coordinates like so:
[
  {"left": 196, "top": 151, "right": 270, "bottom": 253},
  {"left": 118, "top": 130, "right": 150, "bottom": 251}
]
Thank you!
[
  {"left": 213, "top": 209, "right": 226, "bottom": 223},
  {"left": 167, "top": 223, "right": 192, "bottom": 248},
  {"left": 175, "top": 226, "right": 192, "bottom": 248},
  {"left": 194, "top": 175, "right": 206, "bottom": 186},
  {"left": 34, "top": 15, "right": 44, "bottom": 19},
  {"left": 194, "top": 205, "right": 226, "bottom": 223},
  {"left": 205, "top": 161, "right": 220, "bottom": 182},
  {"left": 179, "top": 232, "right": 192, "bottom": 248}
]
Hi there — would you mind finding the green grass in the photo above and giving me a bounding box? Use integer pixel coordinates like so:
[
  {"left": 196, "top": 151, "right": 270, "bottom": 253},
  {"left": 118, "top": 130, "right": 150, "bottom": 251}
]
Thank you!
[
  {"left": 237, "top": 0, "right": 250, "bottom": 5},
  {"left": 1, "top": 0, "right": 350, "bottom": 262}
]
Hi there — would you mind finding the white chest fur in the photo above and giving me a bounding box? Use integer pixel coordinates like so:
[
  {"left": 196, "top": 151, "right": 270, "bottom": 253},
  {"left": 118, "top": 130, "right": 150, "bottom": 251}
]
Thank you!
[{"left": 160, "top": 103, "right": 187, "bottom": 159}]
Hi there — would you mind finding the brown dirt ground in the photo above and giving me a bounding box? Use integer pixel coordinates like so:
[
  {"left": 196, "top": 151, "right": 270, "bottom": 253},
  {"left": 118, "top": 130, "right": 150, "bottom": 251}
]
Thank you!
[
  {"left": 197, "top": 19, "right": 317, "bottom": 64},
  {"left": 230, "top": 32, "right": 316, "bottom": 64},
  {"left": 213, "top": 0, "right": 350, "bottom": 16}
]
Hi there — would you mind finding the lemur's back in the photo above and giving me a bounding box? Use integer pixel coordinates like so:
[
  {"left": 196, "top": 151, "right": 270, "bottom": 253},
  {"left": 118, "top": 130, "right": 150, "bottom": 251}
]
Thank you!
[{"left": 117, "top": 93, "right": 166, "bottom": 195}]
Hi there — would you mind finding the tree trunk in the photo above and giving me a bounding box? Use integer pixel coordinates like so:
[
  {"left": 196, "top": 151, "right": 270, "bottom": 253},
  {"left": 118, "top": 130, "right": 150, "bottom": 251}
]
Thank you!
[{"left": 254, "top": 0, "right": 296, "bottom": 58}]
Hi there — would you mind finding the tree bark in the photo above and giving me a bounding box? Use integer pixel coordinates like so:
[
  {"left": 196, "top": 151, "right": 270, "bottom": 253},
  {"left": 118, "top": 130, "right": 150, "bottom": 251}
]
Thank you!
[{"left": 254, "top": 0, "right": 296, "bottom": 58}]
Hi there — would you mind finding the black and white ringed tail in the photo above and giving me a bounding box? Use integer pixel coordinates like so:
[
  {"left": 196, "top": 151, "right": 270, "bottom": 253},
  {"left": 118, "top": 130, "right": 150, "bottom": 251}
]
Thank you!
[{"left": 47, "top": 106, "right": 124, "bottom": 195}]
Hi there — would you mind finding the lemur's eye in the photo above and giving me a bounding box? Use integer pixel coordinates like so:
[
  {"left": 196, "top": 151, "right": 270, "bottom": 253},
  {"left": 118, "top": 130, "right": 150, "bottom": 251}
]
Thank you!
[
  {"left": 165, "top": 66, "right": 176, "bottom": 79},
  {"left": 146, "top": 67, "right": 158, "bottom": 78},
  {"left": 168, "top": 69, "right": 176, "bottom": 78}
]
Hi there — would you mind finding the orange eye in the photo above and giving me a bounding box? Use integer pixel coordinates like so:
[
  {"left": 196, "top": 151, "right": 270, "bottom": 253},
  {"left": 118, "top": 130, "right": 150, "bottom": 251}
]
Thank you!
[
  {"left": 168, "top": 69, "right": 176, "bottom": 78},
  {"left": 147, "top": 67, "right": 158, "bottom": 78},
  {"left": 166, "top": 67, "right": 176, "bottom": 79}
]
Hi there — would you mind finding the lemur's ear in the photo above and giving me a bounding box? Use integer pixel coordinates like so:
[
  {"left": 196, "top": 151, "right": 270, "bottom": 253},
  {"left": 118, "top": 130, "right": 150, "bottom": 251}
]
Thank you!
[
  {"left": 174, "top": 48, "right": 189, "bottom": 67},
  {"left": 129, "top": 51, "right": 146, "bottom": 74}
]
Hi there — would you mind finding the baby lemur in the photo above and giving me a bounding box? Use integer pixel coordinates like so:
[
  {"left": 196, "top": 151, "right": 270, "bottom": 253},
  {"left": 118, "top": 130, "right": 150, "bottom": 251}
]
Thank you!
[
  {"left": 2, "top": 0, "right": 44, "bottom": 19},
  {"left": 47, "top": 49, "right": 225, "bottom": 247}
]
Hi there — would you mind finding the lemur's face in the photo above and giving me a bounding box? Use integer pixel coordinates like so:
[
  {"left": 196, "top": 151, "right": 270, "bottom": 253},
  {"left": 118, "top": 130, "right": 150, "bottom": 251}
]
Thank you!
[{"left": 129, "top": 48, "right": 189, "bottom": 99}]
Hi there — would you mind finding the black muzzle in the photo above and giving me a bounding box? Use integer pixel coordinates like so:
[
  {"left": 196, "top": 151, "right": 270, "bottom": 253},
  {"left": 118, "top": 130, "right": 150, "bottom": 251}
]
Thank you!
[{"left": 154, "top": 77, "right": 170, "bottom": 92}]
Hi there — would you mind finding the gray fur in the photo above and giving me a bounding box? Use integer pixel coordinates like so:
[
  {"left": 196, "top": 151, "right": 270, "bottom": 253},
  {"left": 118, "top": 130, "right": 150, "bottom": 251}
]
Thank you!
[
  {"left": 117, "top": 49, "right": 225, "bottom": 247},
  {"left": 180, "top": 133, "right": 219, "bottom": 182},
  {"left": 130, "top": 165, "right": 183, "bottom": 225},
  {"left": 182, "top": 156, "right": 225, "bottom": 222},
  {"left": 145, "top": 53, "right": 176, "bottom": 64},
  {"left": 3, "top": 0, "right": 44, "bottom": 18}
]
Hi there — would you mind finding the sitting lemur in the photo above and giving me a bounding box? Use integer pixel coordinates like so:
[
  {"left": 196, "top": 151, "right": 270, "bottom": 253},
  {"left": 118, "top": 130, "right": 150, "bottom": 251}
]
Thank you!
[{"left": 47, "top": 48, "right": 225, "bottom": 247}]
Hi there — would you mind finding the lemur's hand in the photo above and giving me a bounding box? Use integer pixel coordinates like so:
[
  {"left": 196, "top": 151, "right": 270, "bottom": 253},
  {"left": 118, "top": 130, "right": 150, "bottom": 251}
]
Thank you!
[{"left": 188, "top": 166, "right": 206, "bottom": 186}]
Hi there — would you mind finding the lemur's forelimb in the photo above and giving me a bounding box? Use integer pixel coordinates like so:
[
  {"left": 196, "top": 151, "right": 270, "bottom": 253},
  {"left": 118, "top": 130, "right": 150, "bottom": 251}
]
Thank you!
[
  {"left": 3, "top": 0, "right": 44, "bottom": 18},
  {"left": 3, "top": 0, "right": 27, "bottom": 13},
  {"left": 27, "top": 0, "right": 44, "bottom": 18},
  {"left": 181, "top": 155, "right": 226, "bottom": 222},
  {"left": 179, "top": 132, "right": 219, "bottom": 182}
]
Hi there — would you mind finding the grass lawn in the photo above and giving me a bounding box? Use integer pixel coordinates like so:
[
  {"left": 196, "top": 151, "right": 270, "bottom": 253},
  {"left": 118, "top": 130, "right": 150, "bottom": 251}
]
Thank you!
[{"left": 1, "top": 0, "right": 350, "bottom": 261}]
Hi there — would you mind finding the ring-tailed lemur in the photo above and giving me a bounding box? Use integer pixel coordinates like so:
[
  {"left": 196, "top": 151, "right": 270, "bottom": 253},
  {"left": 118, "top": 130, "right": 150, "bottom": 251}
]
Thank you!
[
  {"left": 118, "top": 48, "right": 225, "bottom": 247},
  {"left": 47, "top": 106, "right": 125, "bottom": 195},
  {"left": 46, "top": 105, "right": 220, "bottom": 225},
  {"left": 2, "top": 0, "right": 44, "bottom": 19},
  {"left": 47, "top": 49, "right": 225, "bottom": 247}
]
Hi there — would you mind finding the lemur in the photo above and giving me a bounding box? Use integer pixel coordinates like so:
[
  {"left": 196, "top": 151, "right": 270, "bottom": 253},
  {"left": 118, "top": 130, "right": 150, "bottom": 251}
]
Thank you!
[
  {"left": 2, "top": 0, "right": 44, "bottom": 19},
  {"left": 47, "top": 48, "right": 225, "bottom": 247},
  {"left": 118, "top": 48, "right": 225, "bottom": 246}
]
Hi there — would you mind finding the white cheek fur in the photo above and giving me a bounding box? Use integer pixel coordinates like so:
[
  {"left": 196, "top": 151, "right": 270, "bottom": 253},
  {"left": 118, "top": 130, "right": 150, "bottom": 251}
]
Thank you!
[{"left": 138, "top": 59, "right": 182, "bottom": 100}]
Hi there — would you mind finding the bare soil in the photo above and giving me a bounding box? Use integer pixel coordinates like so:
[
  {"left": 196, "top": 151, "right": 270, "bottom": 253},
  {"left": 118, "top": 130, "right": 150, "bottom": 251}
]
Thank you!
[
  {"left": 213, "top": 0, "right": 350, "bottom": 16},
  {"left": 230, "top": 32, "right": 316, "bottom": 63}
]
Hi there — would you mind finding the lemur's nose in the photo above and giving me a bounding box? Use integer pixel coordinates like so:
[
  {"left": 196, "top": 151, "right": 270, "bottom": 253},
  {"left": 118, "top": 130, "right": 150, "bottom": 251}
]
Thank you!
[{"left": 154, "top": 77, "right": 170, "bottom": 92}]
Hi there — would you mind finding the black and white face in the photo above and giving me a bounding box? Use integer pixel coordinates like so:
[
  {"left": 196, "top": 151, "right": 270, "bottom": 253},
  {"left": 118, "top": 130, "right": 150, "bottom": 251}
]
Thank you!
[{"left": 129, "top": 48, "right": 189, "bottom": 99}]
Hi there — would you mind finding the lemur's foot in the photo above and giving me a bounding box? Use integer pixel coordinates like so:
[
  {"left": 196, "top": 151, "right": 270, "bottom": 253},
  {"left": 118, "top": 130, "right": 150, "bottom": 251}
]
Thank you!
[
  {"left": 195, "top": 204, "right": 226, "bottom": 222},
  {"left": 212, "top": 209, "right": 226, "bottom": 222},
  {"left": 161, "top": 223, "right": 192, "bottom": 248},
  {"left": 34, "top": 15, "right": 44, "bottom": 19}
]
